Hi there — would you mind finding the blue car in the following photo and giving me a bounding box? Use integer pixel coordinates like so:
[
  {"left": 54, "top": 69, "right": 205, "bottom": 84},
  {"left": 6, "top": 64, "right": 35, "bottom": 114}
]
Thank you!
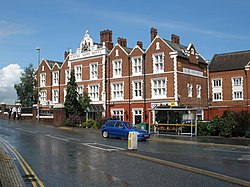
[{"left": 101, "top": 120, "right": 150, "bottom": 141}]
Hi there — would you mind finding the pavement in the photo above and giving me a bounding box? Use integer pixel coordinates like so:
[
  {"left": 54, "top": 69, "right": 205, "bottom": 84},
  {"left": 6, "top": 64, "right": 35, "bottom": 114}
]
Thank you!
[
  {"left": 1, "top": 122, "right": 250, "bottom": 186},
  {"left": 0, "top": 144, "right": 25, "bottom": 187}
]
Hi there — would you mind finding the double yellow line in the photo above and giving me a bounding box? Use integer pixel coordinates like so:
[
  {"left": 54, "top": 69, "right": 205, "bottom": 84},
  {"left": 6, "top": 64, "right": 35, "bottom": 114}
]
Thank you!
[{"left": 0, "top": 138, "right": 44, "bottom": 187}]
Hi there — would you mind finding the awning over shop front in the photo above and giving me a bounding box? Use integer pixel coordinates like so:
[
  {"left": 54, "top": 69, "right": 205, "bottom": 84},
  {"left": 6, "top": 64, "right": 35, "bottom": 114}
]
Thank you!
[
  {"left": 153, "top": 105, "right": 195, "bottom": 111},
  {"left": 87, "top": 104, "right": 104, "bottom": 112}
]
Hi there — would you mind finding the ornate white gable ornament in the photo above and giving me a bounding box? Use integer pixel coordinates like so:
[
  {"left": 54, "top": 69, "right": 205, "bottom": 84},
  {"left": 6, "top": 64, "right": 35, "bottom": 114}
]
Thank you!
[{"left": 80, "top": 30, "right": 94, "bottom": 51}]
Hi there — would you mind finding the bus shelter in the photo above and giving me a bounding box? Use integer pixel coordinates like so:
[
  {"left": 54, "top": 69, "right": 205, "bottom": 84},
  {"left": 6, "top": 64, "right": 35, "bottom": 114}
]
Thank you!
[{"left": 151, "top": 105, "right": 197, "bottom": 136}]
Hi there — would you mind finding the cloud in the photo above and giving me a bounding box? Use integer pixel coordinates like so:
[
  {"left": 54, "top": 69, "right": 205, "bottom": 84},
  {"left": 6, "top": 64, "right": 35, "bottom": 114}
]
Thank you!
[
  {"left": 0, "top": 20, "right": 34, "bottom": 38},
  {"left": 0, "top": 64, "right": 23, "bottom": 104},
  {"left": 93, "top": 10, "right": 250, "bottom": 40}
]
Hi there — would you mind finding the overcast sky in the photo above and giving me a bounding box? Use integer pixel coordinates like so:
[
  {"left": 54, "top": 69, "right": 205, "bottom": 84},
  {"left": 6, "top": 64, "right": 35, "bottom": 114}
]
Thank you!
[{"left": 0, "top": 0, "right": 249, "bottom": 104}]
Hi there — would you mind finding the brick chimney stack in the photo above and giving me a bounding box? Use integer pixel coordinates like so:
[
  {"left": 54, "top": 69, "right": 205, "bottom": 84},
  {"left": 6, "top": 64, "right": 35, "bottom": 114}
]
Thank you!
[
  {"left": 137, "top": 41, "right": 143, "bottom": 49},
  {"left": 64, "top": 51, "right": 70, "bottom": 60},
  {"left": 100, "top": 29, "right": 113, "bottom": 50},
  {"left": 117, "top": 37, "right": 127, "bottom": 47},
  {"left": 150, "top": 27, "right": 158, "bottom": 42},
  {"left": 171, "top": 34, "right": 180, "bottom": 44}
]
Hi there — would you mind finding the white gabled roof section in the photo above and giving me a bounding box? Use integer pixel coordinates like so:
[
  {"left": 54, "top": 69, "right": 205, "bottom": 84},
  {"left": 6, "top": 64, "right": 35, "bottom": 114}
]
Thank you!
[
  {"left": 130, "top": 45, "right": 145, "bottom": 54},
  {"left": 187, "top": 42, "right": 196, "bottom": 51},
  {"left": 145, "top": 35, "right": 175, "bottom": 53},
  {"left": 42, "top": 59, "right": 52, "bottom": 70},
  {"left": 41, "top": 59, "right": 62, "bottom": 71},
  {"left": 187, "top": 42, "right": 207, "bottom": 63},
  {"left": 108, "top": 43, "right": 130, "bottom": 56},
  {"left": 245, "top": 61, "right": 250, "bottom": 70}
]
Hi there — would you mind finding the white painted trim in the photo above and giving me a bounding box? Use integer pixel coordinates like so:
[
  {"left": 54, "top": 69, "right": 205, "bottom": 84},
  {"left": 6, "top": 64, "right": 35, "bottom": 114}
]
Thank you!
[
  {"left": 102, "top": 55, "right": 106, "bottom": 112},
  {"left": 112, "top": 59, "right": 123, "bottom": 78},
  {"left": 74, "top": 64, "right": 83, "bottom": 82},
  {"left": 152, "top": 52, "right": 165, "bottom": 74},
  {"left": 132, "top": 108, "right": 143, "bottom": 125},
  {"left": 145, "top": 35, "right": 175, "bottom": 53},
  {"left": 231, "top": 76, "right": 244, "bottom": 100},
  {"left": 89, "top": 62, "right": 98, "bottom": 80},
  {"left": 130, "top": 45, "right": 145, "bottom": 54},
  {"left": 88, "top": 84, "right": 100, "bottom": 102},
  {"left": 132, "top": 56, "right": 143, "bottom": 76},
  {"left": 52, "top": 89, "right": 59, "bottom": 104},
  {"left": 52, "top": 71, "right": 59, "bottom": 86},
  {"left": 109, "top": 44, "right": 130, "bottom": 55},
  {"left": 111, "top": 81, "right": 124, "bottom": 101},
  {"left": 212, "top": 78, "right": 223, "bottom": 101},
  {"left": 132, "top": 79, "right": 143, "bottom": 100},
  {"left": 151, "top": 77, "right": 167, "bottom": 99},
  {"left": 171, "top": 54, "right": 178, "bottom": 101}
]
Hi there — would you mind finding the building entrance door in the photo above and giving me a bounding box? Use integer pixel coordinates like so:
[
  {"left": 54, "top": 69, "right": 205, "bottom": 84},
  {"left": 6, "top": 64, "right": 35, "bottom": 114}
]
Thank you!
[{"left": 135, "top": 115, "right": 142, "bottom": 125}]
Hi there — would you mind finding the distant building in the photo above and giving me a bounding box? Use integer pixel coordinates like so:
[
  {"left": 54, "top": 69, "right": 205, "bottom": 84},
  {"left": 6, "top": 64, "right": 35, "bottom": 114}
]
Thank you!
[
  {"left": 205, "top": 50, "right": 250, "bottom": 120},
  {"left": 36, "top": 28, "right": 209, "bottom": 124}
]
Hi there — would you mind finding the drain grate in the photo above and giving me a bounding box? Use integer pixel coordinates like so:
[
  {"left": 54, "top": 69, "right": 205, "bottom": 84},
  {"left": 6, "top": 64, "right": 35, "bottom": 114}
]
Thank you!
[{"left": 22, "top": 174, "right": 37, "bottom": 182}]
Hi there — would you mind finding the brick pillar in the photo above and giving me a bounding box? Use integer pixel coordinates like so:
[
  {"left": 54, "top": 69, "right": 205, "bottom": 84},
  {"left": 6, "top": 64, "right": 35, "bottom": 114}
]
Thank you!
[{"left": 52, "top": 106, "right": 66, "bottom": 126}]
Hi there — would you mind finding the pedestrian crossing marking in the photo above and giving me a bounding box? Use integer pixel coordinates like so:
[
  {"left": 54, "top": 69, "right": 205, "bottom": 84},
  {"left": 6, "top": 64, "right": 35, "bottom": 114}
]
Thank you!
[{"left": 81, "top": 143, "right": 125, "bottom": 152}]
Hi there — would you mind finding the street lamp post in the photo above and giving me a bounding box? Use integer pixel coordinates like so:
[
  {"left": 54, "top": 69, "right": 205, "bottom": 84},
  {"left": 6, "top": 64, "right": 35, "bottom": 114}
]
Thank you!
[{"left": 36, "top": 47, "right": 41, "bottom": 122}]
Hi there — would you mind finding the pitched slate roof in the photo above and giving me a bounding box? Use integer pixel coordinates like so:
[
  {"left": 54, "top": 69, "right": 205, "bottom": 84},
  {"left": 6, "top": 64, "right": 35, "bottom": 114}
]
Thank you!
[
  {"left": 46, "top": 60, "right": 63, "bottom": 69},
  {"left": 209, "top": 50, "right": 250, "bottom": 72},
  {"left": 121, "top": 46, "right": 133, "bottom": 54},
  {"left": 164, "top": 39, "right": 207, "bottom": 64}
]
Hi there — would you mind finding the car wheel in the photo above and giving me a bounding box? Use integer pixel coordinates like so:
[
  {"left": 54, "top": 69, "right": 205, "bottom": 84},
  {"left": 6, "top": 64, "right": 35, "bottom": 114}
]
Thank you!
[{"left": 102, "top": 130, "right": 109, "bottom": 138}]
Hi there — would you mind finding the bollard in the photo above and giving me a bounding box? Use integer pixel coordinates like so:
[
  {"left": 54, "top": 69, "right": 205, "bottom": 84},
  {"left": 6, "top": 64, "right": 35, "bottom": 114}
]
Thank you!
[{"left": 128, "top": 132, "right": 138, "bottom": 150}]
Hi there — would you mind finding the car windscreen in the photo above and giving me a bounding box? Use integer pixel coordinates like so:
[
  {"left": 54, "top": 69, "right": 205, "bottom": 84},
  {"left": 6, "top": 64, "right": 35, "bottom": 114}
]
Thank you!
[{"left": 124, "top": 122, "right": 133, "bottom": 129}]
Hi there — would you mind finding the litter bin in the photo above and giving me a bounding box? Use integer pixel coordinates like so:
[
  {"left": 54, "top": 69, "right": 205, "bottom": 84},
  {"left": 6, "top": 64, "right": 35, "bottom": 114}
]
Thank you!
[
  {"left": 139, "top": 122, "right": 149, "bottom": 131},
  {"left": 128, "top": 132, "right": 137, "bottom": 150}
]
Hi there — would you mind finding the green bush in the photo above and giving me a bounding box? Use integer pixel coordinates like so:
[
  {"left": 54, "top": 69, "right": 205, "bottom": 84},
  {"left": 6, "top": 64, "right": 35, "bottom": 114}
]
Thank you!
[
  {"left": 209, "top": 110, "right": 250, "bottom": 137},
  {"left": 210, "top": 115, "right": 223, "bottom": 136},
  {"left": 83, "top": 118, "right": 100, "bottom": 129},
  {"left": 245, "top": 131, "right": 250, "bottom": 138},
  {"left": 83, "top": 118, "right": 95, "bottom": 128},
  {"left": 219, "top": 111, "right": 237, "bottom": 137},
  {"left": 234, "top": 110, "right": 250, "bottom": 137},
  {"left": 197, "top": 122, "right": 211, "bottom": 136}
]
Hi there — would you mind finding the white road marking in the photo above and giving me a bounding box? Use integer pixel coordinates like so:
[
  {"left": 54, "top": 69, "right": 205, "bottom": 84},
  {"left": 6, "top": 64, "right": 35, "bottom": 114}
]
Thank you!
[
  {"left": 46, "top": 134, "right": 69, "bottom": 142},
  {"left": 16, "top": 128, "right": 36, "bottom": 134},
  {"left": 237, "top": 155, "right": 250, "bottom": 161},
  {"left": 204, "top": 147, "right": 250, "bottom": 154},
  {"left": 81, "top": 143, "right": 125, "bottom": 152}
]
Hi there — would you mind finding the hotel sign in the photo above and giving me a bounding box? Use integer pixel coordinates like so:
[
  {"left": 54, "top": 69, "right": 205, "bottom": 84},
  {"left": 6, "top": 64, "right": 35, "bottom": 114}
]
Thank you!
[
  {"left": 69, "top": 48, "right": 106, "bottom": 61},
  {"left": 183, "top": 68, "right": 203, "bottom": 77}
]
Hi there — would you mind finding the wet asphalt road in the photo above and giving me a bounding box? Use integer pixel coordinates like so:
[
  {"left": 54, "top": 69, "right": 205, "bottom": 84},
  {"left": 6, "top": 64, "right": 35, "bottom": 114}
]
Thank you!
[{"left": 0, "top": 119, "right": 249, "bottom": 187}]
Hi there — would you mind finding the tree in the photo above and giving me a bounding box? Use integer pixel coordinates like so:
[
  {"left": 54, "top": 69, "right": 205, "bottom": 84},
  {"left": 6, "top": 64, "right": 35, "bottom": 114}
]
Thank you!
[
  {"left": 79, "top": 92, "right": 91, "bottom": 116},
  {"left": 64, "top": 69, "right": 80, "bottom": 116},
  {"left": 234, "top": 110, "right": 250, "bottom": 136},
  {"left": 64, "top": 70, "right": 92, "bottom": 127},
  {"left": 14, "top": 64, "right": 36, "bottom": 107}
]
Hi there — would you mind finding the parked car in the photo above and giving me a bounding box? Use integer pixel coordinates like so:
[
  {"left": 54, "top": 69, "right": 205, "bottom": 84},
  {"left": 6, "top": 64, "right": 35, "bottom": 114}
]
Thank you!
[{"left": 101, "top": 120, "right": 150, "bottom": 141}]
